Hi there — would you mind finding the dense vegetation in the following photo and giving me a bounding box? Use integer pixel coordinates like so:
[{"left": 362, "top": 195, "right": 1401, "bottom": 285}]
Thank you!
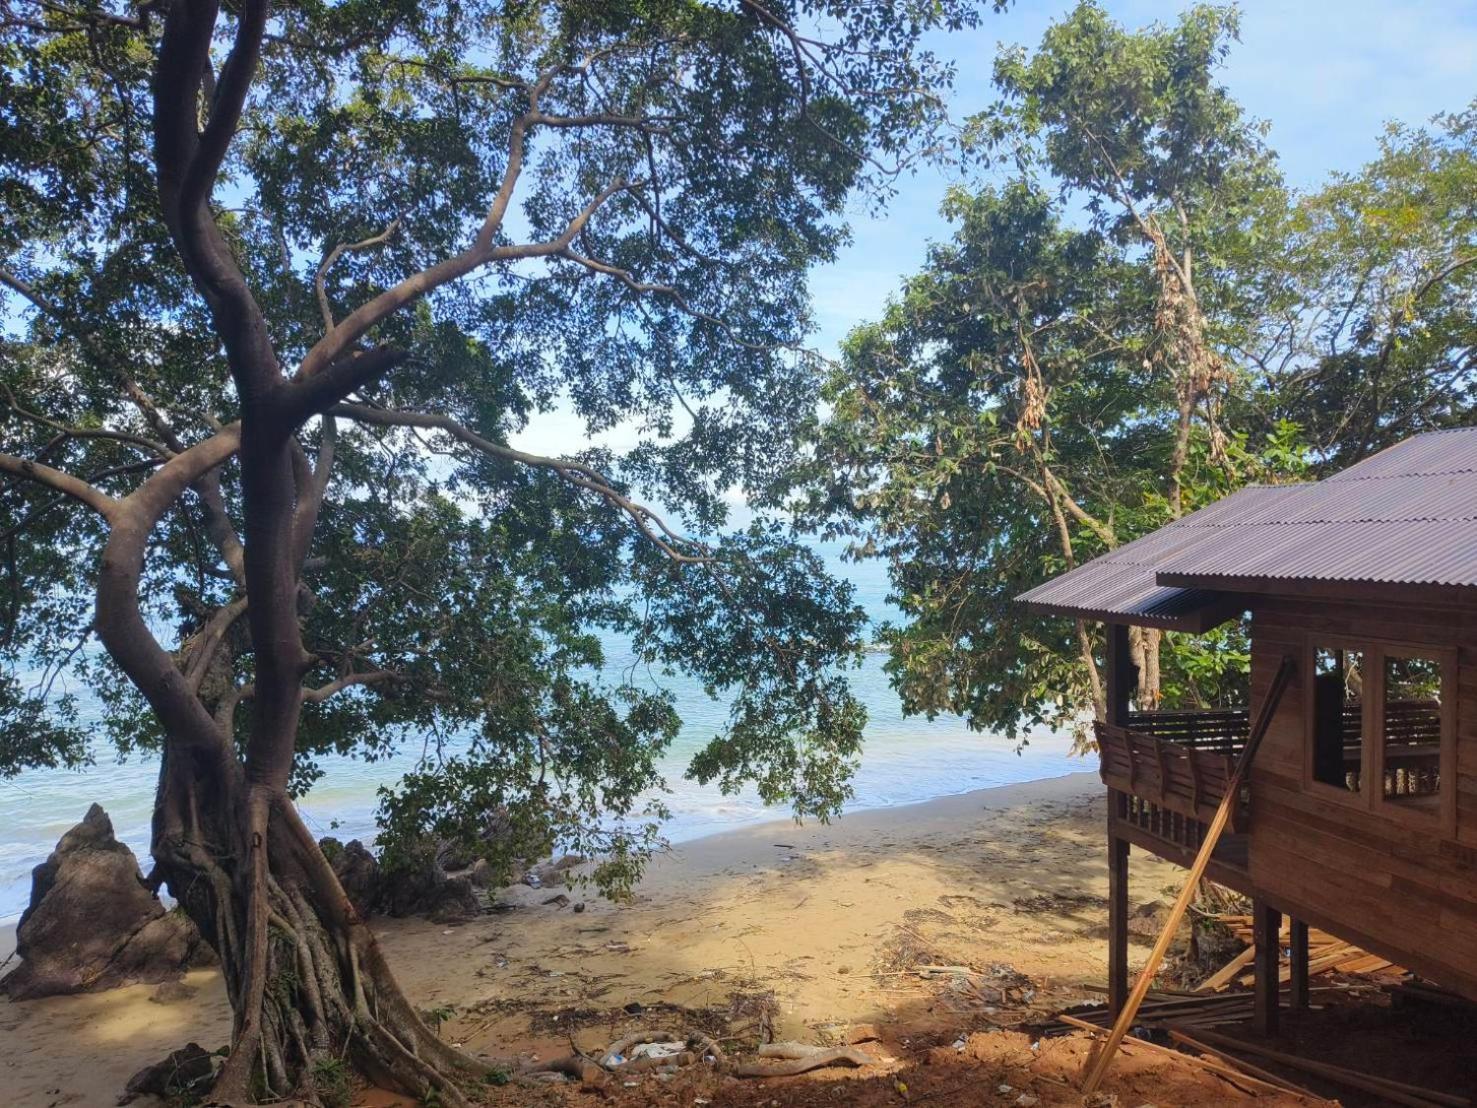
[{"left": 799, "top": 2, "right": 1477, "bottom": 747}]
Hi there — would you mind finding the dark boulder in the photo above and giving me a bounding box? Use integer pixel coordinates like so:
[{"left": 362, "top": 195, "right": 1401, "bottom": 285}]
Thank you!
[
  {"left": 321, "top": 836, "right": 382, "bottom": 919},
  {"left": 0, "top": 805, "right": 212, "bottom": 1000},
  {"left": 381, "top": 839, "right": 482, "bottom": 922},
  {"left": 117, "top": 1042, "right": 216, "bottom": 1105}
]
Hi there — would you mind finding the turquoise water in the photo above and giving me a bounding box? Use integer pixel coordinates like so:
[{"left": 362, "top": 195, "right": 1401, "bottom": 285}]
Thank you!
[{"left": 0, "top": 549, "right": 1083, "bottom": 921}]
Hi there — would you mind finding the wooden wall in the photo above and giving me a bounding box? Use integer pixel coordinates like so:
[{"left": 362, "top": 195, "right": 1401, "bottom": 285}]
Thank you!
[{"left": 1246, "top": 591, "right": 1477, "bottom": 1001}]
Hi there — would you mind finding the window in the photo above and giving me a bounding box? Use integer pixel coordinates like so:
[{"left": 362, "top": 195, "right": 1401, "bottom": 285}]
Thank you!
[
  {"left": 1381, "top": 652, "right": 1445, "bottom": 810},
  {"left": 1312, "top": 647, "right": 1362, "bottom": 792},
  {"left": 1305, "top": 637, "right": 1456, "bottom": 832}
]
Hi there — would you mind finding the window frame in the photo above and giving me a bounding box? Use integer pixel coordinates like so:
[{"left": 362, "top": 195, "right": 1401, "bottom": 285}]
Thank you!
[{"left": 1301, "top": 633, "right": 1458, "bottom": 836}]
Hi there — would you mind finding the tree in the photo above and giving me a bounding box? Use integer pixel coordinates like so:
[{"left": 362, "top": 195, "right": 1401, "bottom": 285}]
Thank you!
[
  {"left": 800, "top": 1, "right": 1297, "bottom": 742},
  {"left": 1249, "top": 104, "right": 1477, "bottom": 469},
  {"left": 0, "top": 1, "right": 981, "bottom": 1102}
]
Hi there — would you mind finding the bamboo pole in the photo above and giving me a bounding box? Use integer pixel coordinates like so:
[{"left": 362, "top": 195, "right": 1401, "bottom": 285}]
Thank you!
[{"left": 1080, "top": 654, "right": 1296, "bottom": 1096}]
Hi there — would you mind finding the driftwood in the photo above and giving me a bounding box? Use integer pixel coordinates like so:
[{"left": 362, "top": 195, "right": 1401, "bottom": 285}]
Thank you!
[
  {"left": 521, "top": 1053, "right": 609, "bottom": 1088},
  {"left": 732, "top": 1045, "right": 874, "bottom": 1078},
  {"left": 534, "top": 1025, "right": 872, "bottom": 1084}
]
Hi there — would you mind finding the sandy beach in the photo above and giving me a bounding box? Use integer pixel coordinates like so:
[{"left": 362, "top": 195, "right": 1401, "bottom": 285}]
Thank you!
[{"left": 1, "top": 771, "right": 1203, "bottom": 1106}]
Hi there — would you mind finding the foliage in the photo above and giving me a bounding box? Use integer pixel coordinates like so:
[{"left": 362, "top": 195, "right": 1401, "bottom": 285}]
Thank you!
[
  {"left": 0, "top": 0, "right": 982, "bottom": 1003},
  {"left": 1252, "top": 106, "right": 1477, "bottom": 468},
  {"left": 800, "top": 1, "right": 1472, "bottom": 740}
]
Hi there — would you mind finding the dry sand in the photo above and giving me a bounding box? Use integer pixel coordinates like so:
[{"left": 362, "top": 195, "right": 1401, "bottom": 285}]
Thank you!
[{"left": 0, "top": 771, "right": 1196, "bottom": 1107}]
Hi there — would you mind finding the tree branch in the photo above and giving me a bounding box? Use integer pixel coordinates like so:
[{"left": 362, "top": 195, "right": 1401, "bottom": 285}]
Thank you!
[
  {"left": 331, "top": 402, "right": 711, "bottom": 564},
  {"left": 0, "top": 452, "right": 117, "bottom": 519}
]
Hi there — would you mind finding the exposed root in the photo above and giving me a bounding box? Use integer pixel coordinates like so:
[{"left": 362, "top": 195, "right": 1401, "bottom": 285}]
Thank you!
[{"left": 732, "top": 1045, "right": 875, "bottom": 1078}]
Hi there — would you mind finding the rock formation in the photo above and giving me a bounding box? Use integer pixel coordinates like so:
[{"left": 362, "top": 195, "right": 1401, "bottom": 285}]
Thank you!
[{"left": 0, "top": 804, "right": 212, "bottom": 1000}]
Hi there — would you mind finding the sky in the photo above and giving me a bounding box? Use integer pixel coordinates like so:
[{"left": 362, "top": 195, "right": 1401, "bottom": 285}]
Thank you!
[{"left": 513, "top": 0, "right": 1477, "bottom": 460}]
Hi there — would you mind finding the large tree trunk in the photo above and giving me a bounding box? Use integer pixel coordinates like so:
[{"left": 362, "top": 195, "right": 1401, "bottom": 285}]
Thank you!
[{"left": 149, "top": 745, "right": 491, "bottom": 1106}]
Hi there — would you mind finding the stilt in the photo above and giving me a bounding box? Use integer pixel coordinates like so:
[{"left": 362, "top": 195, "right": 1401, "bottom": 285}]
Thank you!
[
  {"left": 1254, "top": 899, "right": 1281, "bottom": 1036},
  {"left": 1104, "top": 623, "right": 1135, "bottom": 1020},
  {"left": 1289, "top": 917, "right": 1309, "bottom": 1012},
  {"left": 1108, "top": 820, "right": 1129, "bottom": 1017}
]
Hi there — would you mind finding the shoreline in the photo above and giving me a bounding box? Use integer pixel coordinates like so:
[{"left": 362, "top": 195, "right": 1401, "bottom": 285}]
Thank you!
[
  {"left": 0, "top": 766, "right": 1098, "bottom": 954},
  {"left": 5, "top": 769, "right": 1183, "bottom": 1108},
  {"left": 0, "top": 752, "right": 1091, "bottom": 928}
]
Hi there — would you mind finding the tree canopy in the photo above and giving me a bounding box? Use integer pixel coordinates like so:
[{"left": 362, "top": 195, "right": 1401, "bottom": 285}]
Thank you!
[{"left": 801, "top": 0, "right": 1477, "bottom": 745}]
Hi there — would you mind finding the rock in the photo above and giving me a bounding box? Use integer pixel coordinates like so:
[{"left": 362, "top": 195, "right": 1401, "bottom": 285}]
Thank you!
[
  {"left": 149, "top": 979, "right": 199, "bottom": 1004},
  {"left": 322, "top": 837, "right": 381, "bottom": 918},
  {"left": 0, "top": 805, "right": 211, "bottom": 1000},
  {"left": 117, "top": 1042, "right": 216, "bottom": 1105},
  {"left": 468, "top": 857, "right": 496, "bottom": 888},
  {"left": 846, "top": 1024, "right": 882, "bottom": 1045},
  {"left": 428, "top": 876, "right": 481, "bottom": 923},
  {"left": 382, "top": 839, "right": 482, "bottom": 922},
  {"left": 1127, "top": 900, "right": 1173, "bottom": 938},
  {"left": 435, "top": 839, "right": 475, "bottom": 873}
]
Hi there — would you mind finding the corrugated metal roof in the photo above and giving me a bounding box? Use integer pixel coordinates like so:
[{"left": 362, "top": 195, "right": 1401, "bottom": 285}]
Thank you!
[{"left": 1016, "top": 426, "right": 1477, "bottom": 627}]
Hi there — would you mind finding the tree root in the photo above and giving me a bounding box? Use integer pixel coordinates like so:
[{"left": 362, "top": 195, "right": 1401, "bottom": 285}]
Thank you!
[{"left": 732, "top": 1045, "right": 875, "bottom": 1078}]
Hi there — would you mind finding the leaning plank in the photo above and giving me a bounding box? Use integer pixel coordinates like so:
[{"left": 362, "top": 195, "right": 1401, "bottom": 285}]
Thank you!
[
  {"left": 1080, "top": 654, "right": 1297, "bottom": 1096},
  {"left": 1180, "top": 1027, "right": 1468, "bottom": 1108},
  {"left": 1166, "top": 1030, "right": 1327, "bottom": 1102},
  {"left": 1057, "top": 1015, "right": 1317, "bottom": 1101}
]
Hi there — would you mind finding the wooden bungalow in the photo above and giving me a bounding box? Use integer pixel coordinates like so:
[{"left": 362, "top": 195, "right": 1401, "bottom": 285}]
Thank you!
[{"left": 1017, "top": 427, "right": 1477, "bottom": 1034}]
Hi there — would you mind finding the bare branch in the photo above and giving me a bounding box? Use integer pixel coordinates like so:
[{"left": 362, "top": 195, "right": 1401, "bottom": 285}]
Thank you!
[
  {"left": 0, "top": 452, "right": 117, "bottom": 519},
  {"left": 295, "top": 177, "right": 637, "bottom": 395}
]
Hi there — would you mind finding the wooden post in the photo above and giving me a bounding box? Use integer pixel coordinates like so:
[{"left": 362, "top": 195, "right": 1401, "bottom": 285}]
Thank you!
[
  {"left": 1107, "top": 822, "right": 1129, "bottom": 1017},
  {"left": 1106, "top": 622, "right": 1135, "bottom": 725},
  {"left": 1254, "top": 900, "right": 1282, "bottom": 1036},
  {"left": 1104, "top": 623, "right": 1135, "bottom": 1019},
  {"left": 1289, "top": 917, "right": 1309, "bottom": 1012}
]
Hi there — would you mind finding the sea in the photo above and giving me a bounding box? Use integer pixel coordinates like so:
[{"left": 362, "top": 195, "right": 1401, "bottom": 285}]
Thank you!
[{"left": 0, "top": 546, "right": 1084, "bottom": 922}]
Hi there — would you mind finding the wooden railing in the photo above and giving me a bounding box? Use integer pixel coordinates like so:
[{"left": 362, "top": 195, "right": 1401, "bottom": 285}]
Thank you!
[
  {"left": 1096, "top": 709, "right": 1251, "bottom": 832},
  {"left": 1334, "top": 699, "right": 1443, "bottom": 798}
]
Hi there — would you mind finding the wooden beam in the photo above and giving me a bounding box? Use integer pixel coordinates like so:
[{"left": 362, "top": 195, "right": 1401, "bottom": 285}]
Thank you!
[
  {"left": 1108, "top": 825, "right": 1129, "bottom": 1017},
  {"left": 1289, "top": 918, "right": 1310, "bottom": 1011},
  {"left": 1106, "top": 622, "right": 1135, "bottom": 725},
  {"left": 1254, "top": 900, "right": 1282, "bottom": 1036},
  {"left": 1179, "top": 1027, "right": 1469, "bottom": 1108},
  {"left": 1080, "top": 654, "right": 1296, "bottom": 1096}
]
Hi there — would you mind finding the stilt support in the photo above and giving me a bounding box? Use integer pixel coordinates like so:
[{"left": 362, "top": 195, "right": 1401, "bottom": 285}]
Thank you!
[
  {"left": 1108, "top": 819, "right": 1129, "bottom": 1017},
  {"left": 1254, "top": 899, "right": 1282, "bottom": 1036},
  {"left": 1289, "top": 917, "right": 1309, "bottom": 1012}
]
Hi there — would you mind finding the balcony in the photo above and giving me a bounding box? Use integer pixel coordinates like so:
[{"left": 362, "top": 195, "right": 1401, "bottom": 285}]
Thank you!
[
  {"left": 1097, "top": 709, "right": 1253, "bottom": 875},
  {"left": 1096, "top": 708, "right": 1250, "bottom": 826}
]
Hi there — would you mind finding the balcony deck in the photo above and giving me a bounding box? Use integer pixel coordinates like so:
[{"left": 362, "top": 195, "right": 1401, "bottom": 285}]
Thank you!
[
  {"left": 1096, "top": 709, "right": 1249, "bottom": 828},
  {"left": 1100, "top": 700, "right": 1445, "bottom": 875}
]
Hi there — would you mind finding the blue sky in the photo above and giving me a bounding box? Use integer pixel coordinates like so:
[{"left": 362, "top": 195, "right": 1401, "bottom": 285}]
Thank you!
[{"left": 513, "top": 0, "right": 1477, "bottom": 459}]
